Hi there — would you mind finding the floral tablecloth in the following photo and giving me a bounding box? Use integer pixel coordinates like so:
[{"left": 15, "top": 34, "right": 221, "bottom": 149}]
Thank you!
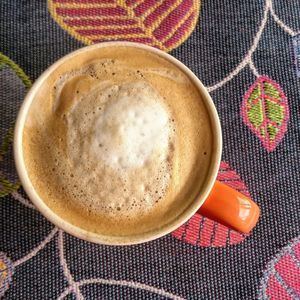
[{"left": 1, "top": 0, "right": 300, "bottom": 299}]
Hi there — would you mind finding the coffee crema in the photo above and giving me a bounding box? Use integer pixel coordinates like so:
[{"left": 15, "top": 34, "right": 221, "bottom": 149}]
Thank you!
[{"left": 23, "top": 46, "right": 213, "bottom": 237}]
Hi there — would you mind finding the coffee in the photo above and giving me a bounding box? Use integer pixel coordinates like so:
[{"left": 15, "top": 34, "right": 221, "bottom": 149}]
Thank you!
[{"left": 22, "top": 46, "right": 213, "bottom": 237}]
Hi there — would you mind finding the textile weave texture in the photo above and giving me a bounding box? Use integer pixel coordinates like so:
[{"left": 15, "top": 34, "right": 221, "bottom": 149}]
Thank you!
[{"left": 1, "top": 0, "right": 300, "bottom": 299}]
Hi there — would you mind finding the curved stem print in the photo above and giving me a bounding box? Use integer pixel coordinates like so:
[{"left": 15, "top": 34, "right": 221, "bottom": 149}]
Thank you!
[
  {"left": 57, "top": 230, "right": 184, "bottom": 300},
  {"left": 58, "top": 278, "right": 185, "bottom": 300},
  {"left": 206, "top": 0, "right": 270, "bottom": 92},
  {"left": 58, "top": 230, "right": 84, "bottom": 300},
  {"left": 269, "top": 1, "right": 300, "bottom": 37},
  {"left": 249, "top": 58, "right": 260, "bottom": 78},
  {"left": 206, "top": 0, "right": 299, "bottom": 93},
  {"left": 11, "top": 191, "right": 36, "bottom": 210},
  {"left": 13, "top": 227, "right": 58, "bottom": 267}
]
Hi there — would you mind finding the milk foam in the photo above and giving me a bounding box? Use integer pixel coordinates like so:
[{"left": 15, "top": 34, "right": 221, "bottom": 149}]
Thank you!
[
  {"left": 91, "top": 82, "right": 170, "bottom": 169},
  {"left": 63, "top": 80, "right": 174, "bottom": 217}
]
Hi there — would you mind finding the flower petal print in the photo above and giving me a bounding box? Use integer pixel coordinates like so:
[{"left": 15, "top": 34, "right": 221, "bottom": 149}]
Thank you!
[
  {"left": 48, "top": 0, "right": 201, "bottom": 52},
  {"left": 171, "top": 161, "right": 249, "bottom": 247},
  {"left": 0, "top": 252, "right": 14, "bottom": 298},
  {"left": 241, "top": 76, "right": 289, "bottom": 152},
  {"left": 0, "top": 53, "right": 32, "bottom": 197},
  {"left": 258, "top": 236, "right": 300, "bottom": 300}
]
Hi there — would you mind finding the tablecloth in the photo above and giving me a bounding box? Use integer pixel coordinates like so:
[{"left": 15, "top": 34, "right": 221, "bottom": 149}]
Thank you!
[{"left": 1, "top": 0, "right": 300, "bottom": 299}]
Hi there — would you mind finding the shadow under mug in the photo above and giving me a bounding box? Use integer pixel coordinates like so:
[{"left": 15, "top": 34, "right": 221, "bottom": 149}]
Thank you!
[{"left": 14, "top": 42, "right": 260, "bottom": 245}]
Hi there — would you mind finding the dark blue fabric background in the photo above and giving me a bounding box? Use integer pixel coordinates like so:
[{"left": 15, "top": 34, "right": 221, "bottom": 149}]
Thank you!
[{"left": 1, "top": 1, "right": 300, "bottom": 299}]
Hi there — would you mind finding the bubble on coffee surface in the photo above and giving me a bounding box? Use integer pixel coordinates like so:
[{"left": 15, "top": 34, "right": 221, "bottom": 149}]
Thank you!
[
  {"left": 91, "top": 82, "right": 170, "bottom": 169},
  {"left": 22, "top": 46, "right": 214, "bottom": 237},
  {"left": 57, "top": 77, "right": 175, "bottom": 219}
]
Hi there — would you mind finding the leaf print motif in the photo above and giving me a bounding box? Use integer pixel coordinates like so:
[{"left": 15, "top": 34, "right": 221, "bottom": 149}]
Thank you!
[
  {"left": 0, "top": 53, "right": 32, "bottom": 197},
  {"left": 48, "top": 0, "right": 201, "bottom": 52},
  {"left": 171, "top": 161, "right": 249, "bottom": 247},
  {"left": 258, "top": 236, "right": 300, "bottom": 300},
  {"left": 241, "top": 76, "right": 289, "bottom": 152}
]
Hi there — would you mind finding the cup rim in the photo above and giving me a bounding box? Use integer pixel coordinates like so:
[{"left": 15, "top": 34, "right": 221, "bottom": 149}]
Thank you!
[{"left": 14, "top": 41, "right": 222, "bottom": 245}]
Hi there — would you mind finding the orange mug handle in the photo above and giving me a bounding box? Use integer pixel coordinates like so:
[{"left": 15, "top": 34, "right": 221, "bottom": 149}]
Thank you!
[{"left": 198, "top": 180, "right": 260, "bottom": 234}]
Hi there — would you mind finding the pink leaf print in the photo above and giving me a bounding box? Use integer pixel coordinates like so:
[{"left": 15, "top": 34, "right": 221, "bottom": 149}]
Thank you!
[
  {"left": 241, "top": 76, "right": 289, "bottom": 152},
  {"left": 258, "top": 236, "right": 300, "bottom": 300},
  {"left": 171, "top": 161, "right": 250, "bottom": 247},
  {"left": 48, "top": 0, "right": 201, "bottom": 52}
]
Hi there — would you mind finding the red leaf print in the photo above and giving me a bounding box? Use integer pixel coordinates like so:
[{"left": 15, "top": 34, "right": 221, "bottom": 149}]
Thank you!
[
  {"left": 241, "top": 76, "right": 289, "bottom": 152},
  {"left": 48, "top": 0, "right": 201, "bottom": 52},
  {"left": 258, "top": 236, "right": 300, "bottom": 300},
  {"left": 171, "top": 161, "right": 250, "bottom": 247}
]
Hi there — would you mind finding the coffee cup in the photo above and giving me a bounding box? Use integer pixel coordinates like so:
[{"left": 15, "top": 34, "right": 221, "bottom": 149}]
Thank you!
[{"left": 14, "top": 42, "right": 260, "bottom": 245}]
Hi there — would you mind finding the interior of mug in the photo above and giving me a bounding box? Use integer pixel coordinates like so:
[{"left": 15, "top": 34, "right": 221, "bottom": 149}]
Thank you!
[{"left": 14, "top": 42, "right": 222, "bottom": 245}]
